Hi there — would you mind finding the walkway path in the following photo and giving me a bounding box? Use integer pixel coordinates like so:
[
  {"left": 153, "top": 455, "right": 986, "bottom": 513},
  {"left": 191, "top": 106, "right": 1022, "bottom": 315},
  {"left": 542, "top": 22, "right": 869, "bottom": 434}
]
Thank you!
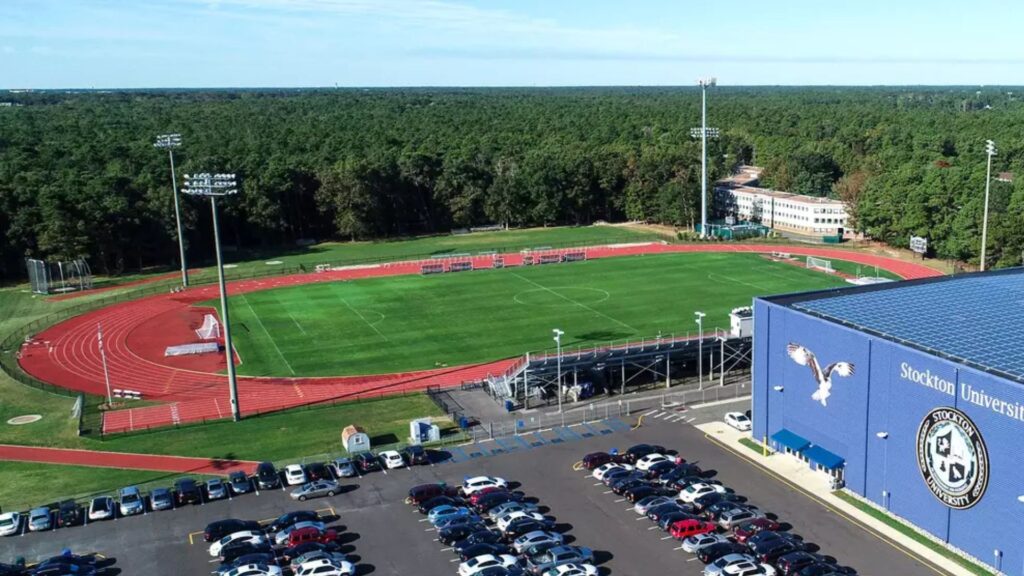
[{"left": 0, "top": 444, "right": 258, "bottom": 476}]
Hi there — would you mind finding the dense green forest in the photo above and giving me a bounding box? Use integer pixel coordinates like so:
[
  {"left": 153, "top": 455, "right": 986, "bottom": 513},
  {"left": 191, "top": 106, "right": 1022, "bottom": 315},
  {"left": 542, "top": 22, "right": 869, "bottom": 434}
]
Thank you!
[{"left": 1, "top": 86, "right": 1022, "bottom": 280}]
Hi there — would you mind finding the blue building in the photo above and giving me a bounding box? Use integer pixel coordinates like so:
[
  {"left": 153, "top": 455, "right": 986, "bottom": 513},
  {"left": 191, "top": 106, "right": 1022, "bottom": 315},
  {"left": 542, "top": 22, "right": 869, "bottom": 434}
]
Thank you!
[{"left": 752, "top": 269, "right": 1024, "bottom": 574}]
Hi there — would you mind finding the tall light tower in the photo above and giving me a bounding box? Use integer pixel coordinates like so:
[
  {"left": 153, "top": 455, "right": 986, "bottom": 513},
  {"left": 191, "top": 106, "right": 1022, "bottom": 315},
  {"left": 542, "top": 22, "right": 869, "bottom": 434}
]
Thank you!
[
  {"left": 553, "top": 328, "right": 565, "bottom": 413},
  {"left": 981, "top": 139, "right": 997, "bottom": 271},
  {"left": 694, "top": 311, "right": 706, "bottom": 388},
  {"left": 691, "top": 78, "right": 718, "bottom": 238},
  {"left": 154, "top": 133, "right": 189, "bottom": 287},
  {"left": 182, "top": 173, "right": 241, "bottom": 421}
]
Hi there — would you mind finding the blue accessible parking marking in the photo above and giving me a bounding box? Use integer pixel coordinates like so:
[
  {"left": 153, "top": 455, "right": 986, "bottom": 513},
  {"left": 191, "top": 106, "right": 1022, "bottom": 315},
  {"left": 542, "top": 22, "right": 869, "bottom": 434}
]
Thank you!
[
  {"left": 603, "top": 418, "right": 631, "bottom": 432},
  {"left": 447, "top": 446, "right": 470, "bottom": 463},
  {"left": 494, "top": 437, "right": 518, "bottom": 453},
  {"left": 529, "top": 433, "right": 547, "bottom": 447},
  {"left": 513, "top": 436, "right": 533, "bottom": 450}
]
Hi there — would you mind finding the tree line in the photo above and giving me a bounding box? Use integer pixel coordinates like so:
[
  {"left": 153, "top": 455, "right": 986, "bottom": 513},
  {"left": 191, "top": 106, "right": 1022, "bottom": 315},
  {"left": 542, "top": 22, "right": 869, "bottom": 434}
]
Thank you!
[{"left": 0, "top": 87, "right": 1021, "bottom": 280}]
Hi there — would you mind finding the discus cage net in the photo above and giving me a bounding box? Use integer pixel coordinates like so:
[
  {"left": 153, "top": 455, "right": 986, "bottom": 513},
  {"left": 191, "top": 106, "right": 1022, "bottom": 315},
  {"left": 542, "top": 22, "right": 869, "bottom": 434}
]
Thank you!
[{"left": 26, "top": 258, "right": 94, "bottom": 295}]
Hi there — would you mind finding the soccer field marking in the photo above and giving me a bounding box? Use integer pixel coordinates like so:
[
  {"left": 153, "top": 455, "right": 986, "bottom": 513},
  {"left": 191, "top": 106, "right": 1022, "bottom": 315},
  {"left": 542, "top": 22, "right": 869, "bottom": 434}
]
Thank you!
[
  {"left": 705, "top": 272, "right": 775, "bottom": 292},
  {"left": 512, "top": 287, "right": 610, "bottom": 306},
  {"left": 340, "top": 298, "right": 391, "bottom": 342},
  {"left": 510, "top": 272, "right": 638, "bottom": 333},
  {"left": 287, "top": 311, "right": 306, "bottom": 335},
  {"left": 240, "top": 293, "right": 296, "bottom": 375}
]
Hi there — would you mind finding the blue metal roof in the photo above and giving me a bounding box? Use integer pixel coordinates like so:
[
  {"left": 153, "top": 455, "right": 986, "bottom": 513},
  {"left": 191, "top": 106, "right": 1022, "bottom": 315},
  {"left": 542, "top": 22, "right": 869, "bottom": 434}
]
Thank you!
[
  {"left": 791, "top": 269, "right": 1024, "bottom": 383},
  {"left": 804, "top": 445, "right": 845, "bottom": 470},
  {"left": 770, "top": 429, "right": 810, "bottom": 452}
]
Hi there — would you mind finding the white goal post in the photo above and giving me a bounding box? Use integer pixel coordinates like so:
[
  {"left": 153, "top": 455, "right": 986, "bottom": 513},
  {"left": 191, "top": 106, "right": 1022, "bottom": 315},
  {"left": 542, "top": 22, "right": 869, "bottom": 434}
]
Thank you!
[
  {"left": 195, "top": 314, "right": 221, "bottom": 340},
  {"left": 806, "top": 256, "right": 835, "bottom": 274}
]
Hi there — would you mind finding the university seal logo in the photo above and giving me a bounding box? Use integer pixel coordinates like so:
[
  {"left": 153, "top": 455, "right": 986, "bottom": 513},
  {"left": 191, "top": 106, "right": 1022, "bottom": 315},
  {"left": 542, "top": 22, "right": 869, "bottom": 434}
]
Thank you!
[{"left": 917, "top": 407, "right": 989, "bottom": 509}]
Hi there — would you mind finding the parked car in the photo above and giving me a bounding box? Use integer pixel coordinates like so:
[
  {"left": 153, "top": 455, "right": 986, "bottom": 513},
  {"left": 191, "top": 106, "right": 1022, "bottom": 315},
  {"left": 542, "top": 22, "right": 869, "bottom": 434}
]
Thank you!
[
  {"left": 302, "top": 462, "right": 328, "bottom": 482},
  {"left": 523, "top": 545, "right": 593, "bottom": 575},
  {"left": 454, "top": 529, "right": 504, "bottom": 552},
  {"left": 291, "top": 480, "right": 341, "bottom": 501},
  {"left": 680, "top": 482, "right": 729, "bottom": 503},
  {"left": 495, "top": 511, "right": 547, "bottom": 533},
  {"left": 512, "top": 530, "right": 565, "bottom": 554},
  {"left": 403, "top": 445, "right": 429, "bottom": 465},
  {"left": 635, "top": 453, "right": 672, "bottom": 471},
  {"left": 796, "top": 563, "right": 856, "bottom": 576},
  {"left": 274, "top": 521, "right": 327, "bottom": 545},
  {"left": 217, "top": 553, "right": 279, "bottom": 576},
  {"left": 27, "top": 507, "right": 52, "bottom": 532},
  {"left": 718, "top": 507, "right": 766, "bottom": 530},
  {"left": 694, "top": 491, "right": 744, "bottom": 512},
  {"left": 408, "top": 483, "right": 458, "bottom": 506},
  {"left": 462, "top": 476, "right": 509, "bottom": 496},
  {"left": 681, "top": 532, "right": 733, "bottom": 553},
  {"left": 647, "top": 501, "right": 692, "bottom": 522},
  {"left": 289, "top": 550, "right": 350, "bottom": 574},
  {"left": 353, "top": 451, "right": 381, "bottom": 473},
  {"left": 501, "top": 518, "right": 550, "bottom": 541},
  {"left": 581, "top": 452, "right": 613, "bottom": 470},
  {"left": 209, "top": 530, "right": 267, "bottom": 557},
  {"left": 88, "top": 497, "right": 115, "bottom": 521},
  {"left": 267, "top": 510, "right": 321, "bottom": 533},
  {"left": 725, "top": 412, "right": 752, "bottom": 431},
  {"left": 474, "top": 491, "right": 525, "bottom": 513},
  {"left": 150, "top": 488, "right": 174, "bottom": 511},
  {"left": 458, "top": 542, "right": 513, "bottom": 561},
  {"left": 669, "top": 519, "right": 717, "bottom": 541},
  {"left": 204, "top": 519, "right": 263, "bottom": 542},
  {"left": 287, "top": 526, "right": 338, "bottom": 548},
  {"left": 379, "top": 450, "right": 405, "bottom": 470},
  {"left": 229, "top": 471, "right": 253, "bottom": 494},
  {"left": 657, "top": 510, "right": 696, "bottom": 531},
  {"left": 542, "top": 564, "right": 599, "bottom": 576},
  {"left": 457, "top": 554, "right": 519, "bottom": 576},
  {"left": 438, "top": 523, "right": 488, "bottom": 546},
  {"left": 752, "top": 538, "right": 809, "bottom": 564},
  {"left": 722, "top": 562, "right": 777, "bottom": 575},
  {"left": 284, "top": 464, "right": 307, "bottom": 486},
  {"left": 623, "top": 443, "right": 668, "bottom": 464},
  {"left": 280, "top": 541, "right": 342, "bottom": 564},
  {"left": 634, "top": 495, "right": 674, "bottom": 515},
  {"left": 57, "top": 500, "right": 84, "bottom": 527},
  {"left": 222, "top": 563, "right": 282, "bottom": 576},
  {"left": 206, "top": 478, "right": 229, "bottom": 500},
  {"left": 256, "top": 462, "right": 280, "bottom": 489},
  {"left": 115, "top": 486, "right": 144, "bottom": 516},
  {"left": 703, "top": 555, "right": 767, "bottom": 576},
  {"left": 220, "top": 541, "right": 274, "bottom": 565},
  {"left": 775, "top": 552, "right": 839, "bottom": 576},
  {"left": 486, "top": 501, "right": 538, "bottom": 521},
  {"left": 174, "top": 478, "right": 202, "bottom": 505},
  {"left": 733, "top": 519, "right": 781, "bottom": 543},
  {"left": 329, "top": 458, "right": 357, "bottom": 478},
  {"left": 0, "top": 513, "right": 20, "bottom": 536},
  {"left": 419, "top": 495, "right": 465, "bottom": 514},
  {"left": 294, "top": 558, "right": 354, "bottom": 576},
  {"left": 592, "top": 462, "right": 630, "bottom": 481},
  {"left": 429, "top": 504, "right": 473, "bottom": 524},
  {"left": 697, "top": 543, "right": 753, "bottom": 564}
]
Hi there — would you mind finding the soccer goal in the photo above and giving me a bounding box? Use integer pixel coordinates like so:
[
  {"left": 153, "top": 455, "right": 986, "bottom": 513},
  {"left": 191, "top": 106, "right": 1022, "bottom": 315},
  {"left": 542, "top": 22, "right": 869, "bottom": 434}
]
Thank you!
[
  {"left": 805, "top": 256, "right": 835, "bottom": 274},
  {"left": 195, "top": 314, "right": 221, "bottom": 340}
]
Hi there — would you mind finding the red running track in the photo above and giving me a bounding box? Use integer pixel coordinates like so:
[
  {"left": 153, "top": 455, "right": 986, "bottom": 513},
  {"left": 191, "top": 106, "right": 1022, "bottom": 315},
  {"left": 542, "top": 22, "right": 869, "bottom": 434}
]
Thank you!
[
  {"left": 0, "top": 444, "right": 258, "bottom": 475},
  {"left": 18, "top": 243, "right": 941, "bottom": 434}
]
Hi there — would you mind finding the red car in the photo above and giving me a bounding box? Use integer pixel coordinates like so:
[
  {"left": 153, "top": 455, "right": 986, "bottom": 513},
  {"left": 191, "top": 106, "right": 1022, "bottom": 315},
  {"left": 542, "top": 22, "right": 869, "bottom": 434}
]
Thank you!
[
  {"left": 582, "top": 452, "right": 612, "bottom": 470},
  {"left": 733, "top": 518, "right": 780, "bottom": 543},
  {"left": 407, "top": 483, "right": 459, "bottom": 505},
  {"left": 669, "top": 519, "right": 717, "bottom": 540},
  {"left": 287, "top": 526, "right": 338, "bottom": 548},
  {"left": 467, "top": 486, "right": 504, "bottom": 504}
]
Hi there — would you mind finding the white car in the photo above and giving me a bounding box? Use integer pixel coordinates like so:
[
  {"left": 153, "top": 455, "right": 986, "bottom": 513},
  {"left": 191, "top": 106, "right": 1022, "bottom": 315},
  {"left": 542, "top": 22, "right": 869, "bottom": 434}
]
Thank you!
[
  {"left": 274, "top": 520, "right": 326, "bottom": 545},
  {"left": 457, "top": 554, "right": 519, "bottom": 576},
  {"left": 721, "top": 561, "right": 776, "bottom": 576},
  {"left": 512, "top": 530, "right": 564, "bottom": 554},
  {"left": 88, "top": 496, "right": 115, "bottom": 521},
  {"left": 635, "top": 453, "right": 671, "bottom": 471},
  {"left": 679, "top": 482, "right": 728, "bottom": 503},
  {"left": 592, "top": 462, "right": 633, "bottom": 481},
  {"left": 462, "top": 476, "right": 508, "bottom": 496},
  {"left": 209, "top": 530, "right": 267, "bottom": 557},
  {"left": 380, "top": 450, "right": 405, "bottom": 470},
  {"left": 545, "top": 563, "right": 600, "bottom": 576},
  {"left": 285, "top": 464, "right": 308, "bottom": 486},
  {"left": 295, "top": 558, "right": 356, "bottom": 576},
  {"left": 724, "top": 412, "right": 752, "bottom": 432},
  {"left": 495, "top": 510, "right": 545, "bottom": 532},
  {"left": 224, "top": 564, "right": 283, "bottom": 576},
  {"left": 0, "top": 513, "right": 20, "bottom": 537},
  {"left": 681, "top": 532, "right": 732, "bottom": 553},
  {"left": 702, "top": 553, "right": 760, "bottom": 576}
]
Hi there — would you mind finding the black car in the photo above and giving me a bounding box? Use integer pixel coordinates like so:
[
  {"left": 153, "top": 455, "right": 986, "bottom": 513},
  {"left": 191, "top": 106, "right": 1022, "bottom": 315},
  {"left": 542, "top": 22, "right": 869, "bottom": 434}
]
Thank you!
[
  {"left": 228, "top": 471, "right": 253, "bottom": 494},
  {"left": 753, "top": 538, "right": 808, "bottom": 564},
  {"left": 305, "top": 462, "right": 329, "bottom": 481},
  {"left": 267, "top": 510, "right": 320, "bottom": 533},
  {"left": 696, "top": 541, "right": 749, "bottom": 563},
  {"left": 692, "top": 491, "right": 743, "bottom": 511},
  {"left": 458, "top": 542, "right": 513, "bottom": 561},
  {"left": 35, "top": 554, "right": 97, "bottom": 571},
  {"left": 624, "top": 443, "right": 671, "bottom": 463},
  {"left": 747, "top": 531, "right": 803, "bottom": 548},
  {"left": 174, "top": 478, "right": 202, "bottom": 505},
  {"left": 220, "top": 541, "right": 274, "bottom": 564},
  {"left": 419, "top": 495, "right": 465, "bottom": 514},
  {"left": 439, "top": 523, "right": 489, "bottom": 546},
  {"left": 601, "top": 467, "right": 632, "bottom": 485},
  {"left": 255, "top": 462, "right": 280, "bottom": 489},
  {"left": 612, "top": 478, "right": 651, "bottom": 496},
  {"left": 0, "top": 563, "right": 24, "bottom": 576},
  {"left": 204, "top": 518, "right": 263, "bottom": 542},
  {"left": 518, "top": 540, "right": 561, "bottom": 559},
  {"left": 657, "top": 511, "right": 695, "bottom": 530},
  {"left": 644, "top": 460, "right": 678, "bottom": 479},
  {"left": 403, "top": 445, "right": 429, "bottom": 465},
  {"left": 57, "top": 500, "right": 83, "bottom": 527},
  {"left": 454, "top": 530, "right": 504, "bottom": 552},
  {"left": 216, "top": 552, "right": 277, "bottom": 575},
  {"left": 702, "top": 501, "right": 750, "bottom": 521},
  {"left": 473, "top": 491, "right": 523, "bottom": 513},
  {"left": 281, "top": 541, "right": 341, "bottom": 563},
  {"left": 660, "top": 463, "right": 703, "bottom": 483},
  {"left": 625, "top": 484, "right": 674, "bottom": 503},
  {"left": 647, "top": 502, "right": 691, "bottom": 522},
  {"left": 667, "top": 475, "right": 710, "bottom": 491},
  {"left": 608, "top": 471, "right": 646, "bottom": 490},
  {"left": 776, "top": 552, "right": 839, "bottom": 576},
  {"left": 501, "top": 518, "right": 549, "bottom": 540},
  {"left": 798, "top": 563, "right": 857, "bottom": 576},
  {"left": 353, "top": 451, "right": 381, "bottom": 472}
]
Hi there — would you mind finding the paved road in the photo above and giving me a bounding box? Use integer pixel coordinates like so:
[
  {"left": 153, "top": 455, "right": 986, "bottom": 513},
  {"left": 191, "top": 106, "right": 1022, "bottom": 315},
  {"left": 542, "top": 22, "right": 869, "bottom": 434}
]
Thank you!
[{"left": 0, "top": 414, "right": 949, "bottom": 576}]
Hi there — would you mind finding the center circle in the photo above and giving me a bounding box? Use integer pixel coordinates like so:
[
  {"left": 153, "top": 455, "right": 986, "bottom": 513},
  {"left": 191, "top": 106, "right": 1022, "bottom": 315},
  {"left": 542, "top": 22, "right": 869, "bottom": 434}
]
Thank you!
[
  {"left": 513, "top": 287, "right": 610, "bottom": 306},
  {"left": 7, "top": 414, "right": 42, "bottom": 426}
]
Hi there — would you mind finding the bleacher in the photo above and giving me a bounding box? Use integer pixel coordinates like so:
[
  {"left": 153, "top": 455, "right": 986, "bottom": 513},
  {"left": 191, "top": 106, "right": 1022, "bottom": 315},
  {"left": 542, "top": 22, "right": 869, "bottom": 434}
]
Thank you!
[
  {"left": 447, "top": 260, "right": 473, "bottom": 272},
  {"left": 563, "top": 251, "right": 587, "bottom": 262},
  {"left": 420, "top": 263, "right": 445, "bottom": 275}
]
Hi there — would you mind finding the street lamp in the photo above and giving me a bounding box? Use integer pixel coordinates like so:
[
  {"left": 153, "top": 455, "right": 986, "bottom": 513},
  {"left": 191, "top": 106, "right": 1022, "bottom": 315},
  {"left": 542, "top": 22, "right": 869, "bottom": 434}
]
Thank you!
[
  {"left": 773, "top": 385, "right": 784, "bottom": 392},
  {"left": 877, "top": 431, "right": 890, "bottom": 509},
  {"left": 1017, "top": 495, "right": 1024, "bottom": 504},
  {"left": 553, "top": 329, "right": 565, "bottom": 413},
  {"left": 154, "top": 133, "right": 189, "bottom": 287},
  {"left": 691, "top": 77, "right": 718, "bottom": 238},
  {"left": 694, "top": 311, "right": 706, "bottom": 388},
  {"left": 981, "top": 140, "right": 997, "bottom": 271},
  {"left": 182, "top": 173, "right": 241, "bottom": 422}
]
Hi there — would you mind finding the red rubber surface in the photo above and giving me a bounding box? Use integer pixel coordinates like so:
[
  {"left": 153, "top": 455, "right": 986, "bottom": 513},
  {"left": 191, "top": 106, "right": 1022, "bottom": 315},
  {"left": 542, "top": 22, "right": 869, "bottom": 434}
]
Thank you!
[
  {"left": 0, "top": 444, "right": 258, "bottom": 475},
  {"left": 18, "top": 244, "right": 941, "bottom": 433}
]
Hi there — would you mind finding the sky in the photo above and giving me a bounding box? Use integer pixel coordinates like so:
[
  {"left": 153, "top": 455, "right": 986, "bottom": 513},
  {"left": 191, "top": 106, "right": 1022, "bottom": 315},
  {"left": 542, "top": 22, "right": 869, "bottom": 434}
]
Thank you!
[{"left": 2, "top": 0, "right": 1024, "bottom": 88}]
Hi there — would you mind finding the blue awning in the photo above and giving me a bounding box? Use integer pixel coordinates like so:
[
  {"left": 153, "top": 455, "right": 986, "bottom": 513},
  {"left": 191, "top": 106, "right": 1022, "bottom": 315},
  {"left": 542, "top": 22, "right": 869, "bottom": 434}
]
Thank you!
[
  {"left": 770, "top": 429, "right": 810, "bottom": 452},
  {"left": 805, "top": 445, "right": 845, "bottom": 470}
]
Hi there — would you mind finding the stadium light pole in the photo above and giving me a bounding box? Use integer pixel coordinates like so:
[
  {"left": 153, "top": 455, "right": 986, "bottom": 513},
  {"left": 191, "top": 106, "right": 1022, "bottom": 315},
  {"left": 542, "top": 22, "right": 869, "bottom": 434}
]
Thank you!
[
  {"left": 553, "top": 329, "right": 565, "bottom": 413},
  {"left": 691, "top": 78, "right": 718, "bottom": 239},
  {"left": 183, "top": 173, "right": 241, "bottom": 422},
  {"left": 154, "top": 133, "right": 189, "bottom": 287},
  {"left": 981, "top": 140, "right": 997, "bottom": 272},
  {"left": 876, "top": 431, "right": 890, "bottom": 509},
  {"left": 694, "top": 311, "right": 706, "bottom": 388}
]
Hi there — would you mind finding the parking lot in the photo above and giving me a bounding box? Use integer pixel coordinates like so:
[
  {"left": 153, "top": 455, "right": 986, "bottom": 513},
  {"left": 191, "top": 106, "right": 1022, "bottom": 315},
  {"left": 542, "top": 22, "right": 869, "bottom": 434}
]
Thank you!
[{"left": 0, "top": 407, "right": 951, "bottom": 576}]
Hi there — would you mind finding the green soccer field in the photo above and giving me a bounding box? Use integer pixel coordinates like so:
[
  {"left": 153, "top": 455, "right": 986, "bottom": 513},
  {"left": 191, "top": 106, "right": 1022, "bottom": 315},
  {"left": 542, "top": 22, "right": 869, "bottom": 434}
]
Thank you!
[{"left": 217, "top": 252, "right": 846, "bottom": 377}]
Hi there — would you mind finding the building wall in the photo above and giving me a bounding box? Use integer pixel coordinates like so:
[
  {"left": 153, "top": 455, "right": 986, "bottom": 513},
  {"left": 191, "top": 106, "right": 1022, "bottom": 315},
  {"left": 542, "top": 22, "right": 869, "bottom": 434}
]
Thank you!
[{"left": 752, "top": 299, "right": 1024, "bottom": 574}]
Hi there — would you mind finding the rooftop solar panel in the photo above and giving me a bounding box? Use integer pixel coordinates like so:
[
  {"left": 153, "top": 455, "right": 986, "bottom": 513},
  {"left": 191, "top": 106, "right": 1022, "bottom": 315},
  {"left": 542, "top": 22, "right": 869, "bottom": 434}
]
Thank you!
[{"left": 791, "top": 270, "right": 1024, "bottom": 382}]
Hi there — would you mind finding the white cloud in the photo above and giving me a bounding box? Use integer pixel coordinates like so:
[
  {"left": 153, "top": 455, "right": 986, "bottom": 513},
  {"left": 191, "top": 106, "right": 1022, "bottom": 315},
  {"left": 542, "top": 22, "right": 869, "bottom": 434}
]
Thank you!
[{"left": 1, "top": 46, "right": 14, "bottom": 54}]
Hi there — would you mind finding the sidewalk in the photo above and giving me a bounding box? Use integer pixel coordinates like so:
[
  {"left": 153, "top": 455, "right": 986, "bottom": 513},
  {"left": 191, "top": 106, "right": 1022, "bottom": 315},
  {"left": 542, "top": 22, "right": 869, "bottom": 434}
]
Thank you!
[
  {"left": 697, "top": 422, "right": 977, "bottom": 576},
  {"left": 0, "top": 445, "right": 258, "bottom": 476}
]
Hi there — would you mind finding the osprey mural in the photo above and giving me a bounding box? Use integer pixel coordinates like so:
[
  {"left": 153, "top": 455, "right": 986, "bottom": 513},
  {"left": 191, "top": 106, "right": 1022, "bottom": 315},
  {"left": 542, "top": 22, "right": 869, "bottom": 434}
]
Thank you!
[{"left": 786, "top": 343, "right": 856, "bottom": 407}]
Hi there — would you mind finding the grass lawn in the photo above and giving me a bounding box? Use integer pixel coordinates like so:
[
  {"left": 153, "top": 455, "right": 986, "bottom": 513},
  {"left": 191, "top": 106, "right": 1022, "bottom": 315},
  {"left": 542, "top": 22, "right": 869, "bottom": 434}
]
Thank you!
[
  {"left": 832, "top": 491, "right": 995, "bottom": 576},
  {"left": 794, "top": 255, "right": 902, "bottom": 281},
  {"left": 219, "top": 252, "right": 847, "bottom": 377},
  {"left": 738, "top": 437, "right": 767, "bottom": 455}
]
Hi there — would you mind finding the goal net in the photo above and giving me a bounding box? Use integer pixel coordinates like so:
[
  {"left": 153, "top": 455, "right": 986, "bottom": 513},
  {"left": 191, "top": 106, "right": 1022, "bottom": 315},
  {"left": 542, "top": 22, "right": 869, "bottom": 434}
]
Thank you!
[
  {"left": 195, "top": 314, "right": 221, "bottom": 340},
  {"left": 805, "top": 256, "right": 835, "bottom": 274}
]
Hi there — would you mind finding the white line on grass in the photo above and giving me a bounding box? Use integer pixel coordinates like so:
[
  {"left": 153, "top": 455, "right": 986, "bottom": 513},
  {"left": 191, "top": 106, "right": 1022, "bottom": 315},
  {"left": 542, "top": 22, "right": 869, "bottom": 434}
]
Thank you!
[
  {"left": 241, "top": 294, "right": 296, "bottom": 375},
  {"left": 510, "top": 272, "right": 638, "bottom": 333},
  {"left": 340, "top": 298, "right": 391, "bottom": 342},
  {"left": 287, "top": 311, "right": 306, "bottom": 335}
]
